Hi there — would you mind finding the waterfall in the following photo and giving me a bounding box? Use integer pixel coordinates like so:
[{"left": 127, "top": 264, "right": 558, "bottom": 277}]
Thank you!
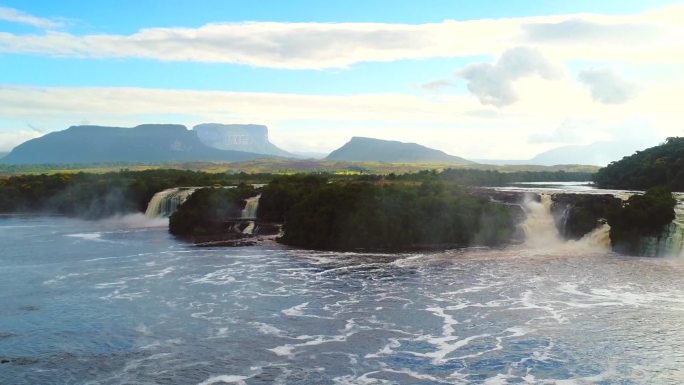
[
  {"left": 240, "top": 194, "right": 261, "bottom": 235},
  {"left": 145, "top": 187, "right": 199, "bottom": 218},
  {"left": 521, "top": 194, "right": 562, "bottom": 247},
  {"left": 638, "top": 193, "right": 684, "bottom": 258},
  {"left": 241, "top": 194, "right": 261, "bottom": 219},
  {"left": 520, "top": 193, "right": 610, "bottom": 251}
]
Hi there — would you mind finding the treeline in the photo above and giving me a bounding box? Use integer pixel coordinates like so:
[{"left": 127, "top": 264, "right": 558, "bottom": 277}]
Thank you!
[
  {"left": 379, "top": 168, "right": 592, "bottom": 186},
  {"left": 0, "top": 169, "right": 272, "bottom": 218},
  {"left": 594, "top": 137, "right": 684, "bottom": 191},
  {"left": 258, "top": 175, "right": 515, "bottom": 250},
  {"left": 0, "top": 168, "right": 590, "bottom": 219},
  {"left": 607, "top": 187, "right": 677, "bottom": 253}
]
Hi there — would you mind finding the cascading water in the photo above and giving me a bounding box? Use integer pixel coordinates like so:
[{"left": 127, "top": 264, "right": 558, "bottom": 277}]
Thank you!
[
  {"left": 639, "top": 193, "right": 684, "bottom": 258},
  {"left": 145, "top": 188, "right": 199, "bottom": 218},
  {"left": 521, "top": 194, "right": 562, "bottom": 247},
  {"left": 241, "top": 194, "right": 261, "bottom": 219},
  {"left": 520, "top": 193, "right": 611, "bottom": 251},
  {"left": 240, "top": 194, "right": 261, "bottom": 235}
]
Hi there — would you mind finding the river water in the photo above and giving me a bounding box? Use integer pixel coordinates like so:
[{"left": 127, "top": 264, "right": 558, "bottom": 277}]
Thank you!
[{"left": 2, "top": 210, "right": 684, "bottom": 384}]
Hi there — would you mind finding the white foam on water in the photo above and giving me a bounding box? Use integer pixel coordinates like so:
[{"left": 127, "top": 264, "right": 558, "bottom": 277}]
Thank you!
[
  {"left": 197, "top": 375, "right": 249, "bottom": 385},
  {"left": 66, "top": 232, "right": 104, "bottom": 241},
  {"left": 143, "top": 266, "right": 175, "bottom": 279},
  {"left": 252, "top": 322, "right": 287, "bottom": 337},
  {"left": 189, "top": 269, "right": 238, "bottom": 285},
  {"left": 281, "top": 302, "right": 309, "bottom": 316}
]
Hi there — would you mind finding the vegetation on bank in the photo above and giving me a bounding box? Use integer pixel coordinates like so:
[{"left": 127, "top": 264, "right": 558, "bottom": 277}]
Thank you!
[
  {"left": 0, "top": 159, "right": 599, "bottom": 177},
  {"left": 0, "top": 169, "right": 272, "bottom": 218},
  {"left": 258, "top": 176, "right": 515, "bottom": 250},
  {"left": 0, "top": 168, "right": 590, "bottom": 219},
  {"left": 607, "top": 187, "right": 677, "bottom": 253},
  {"left": 169, "top": 185, "right": 256, "bottom": 238},
  {"left": 551, "top": 195, "right": 622, "bottom": 240},
  {"left": 594, "top": 137, "right": 684, "bottom": 191}
]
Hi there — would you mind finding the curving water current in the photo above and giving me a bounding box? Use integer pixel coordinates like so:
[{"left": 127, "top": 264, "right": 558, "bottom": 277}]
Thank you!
[{"left": 2, "top": 212, "right": 684, "bottom": 384}]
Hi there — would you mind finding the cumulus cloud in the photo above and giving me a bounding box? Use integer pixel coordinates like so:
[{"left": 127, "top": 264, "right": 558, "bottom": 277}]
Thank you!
[
  {"left": 458, "top": 47, "right": 559, "bottom": 107},
  {"left": 0, "top": 6, "right": 62, "bottom": 29},
  {"left": 578, "top": 69, "right": 638, "bottom": 104}
]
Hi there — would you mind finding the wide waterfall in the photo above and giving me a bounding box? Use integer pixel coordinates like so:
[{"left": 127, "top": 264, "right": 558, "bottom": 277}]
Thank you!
[
  {"left": 145, "top": 187, "right": 199, "bottom": 218},
  {"left": 639, "top": 193, "right": 684, "bottom": 258},
  {"left": 520, "top": 193, "right": 611, "bottom": 251}
]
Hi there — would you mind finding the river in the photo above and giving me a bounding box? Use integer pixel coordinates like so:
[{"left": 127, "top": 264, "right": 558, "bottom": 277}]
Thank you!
[{"left": 2, "top": 190, "right": 684, "bottom": 384}]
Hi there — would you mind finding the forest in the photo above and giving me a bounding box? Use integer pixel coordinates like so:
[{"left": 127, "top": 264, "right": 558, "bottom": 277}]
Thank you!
[
  {"left": 257, "top": 176, "right": 514, "bottom": 250},
  {"left": 594, "top": 137, "right": 684, "bottom": 191},
  {"left": 0, "top": 168, "right": 590, "bottom": 218}
]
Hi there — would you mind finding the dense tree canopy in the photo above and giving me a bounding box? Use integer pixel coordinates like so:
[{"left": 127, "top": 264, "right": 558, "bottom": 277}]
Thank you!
[
  {"left": 607, "top": 187, "right": 677, "bottom": 253},
  {"left": 594, "top": 137, "right": 684, "bottom": 191},
  {"left": 0, "top": 169, "right": 271, "bottom": 218},
  {"left": 265, "top": 179, "right": 515, "bottom": 250}
]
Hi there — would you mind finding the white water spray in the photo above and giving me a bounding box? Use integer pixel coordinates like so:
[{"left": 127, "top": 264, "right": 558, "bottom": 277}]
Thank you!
[
  {"left": 241, "top": 194, "right": 261, "bottom": 219},
  {"left": 145, "top": 187, "right": 199, "bottom": 218},
  {"left": 521, "top": 193, "right": 610, "bottom": 251}
]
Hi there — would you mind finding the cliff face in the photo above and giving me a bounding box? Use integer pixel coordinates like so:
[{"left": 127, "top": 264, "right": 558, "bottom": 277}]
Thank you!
[
  {"left": 1, "top": 124, "right": 267, "bottom": 164},
  {"left": 193, "top": 124, "right": 292, "bottom": 157},
  {"left": 326, "top": 137, "right": 473, "bottom": 164}
]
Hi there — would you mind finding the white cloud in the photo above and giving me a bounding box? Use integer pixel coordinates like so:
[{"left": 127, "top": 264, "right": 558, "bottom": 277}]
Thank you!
[
  {"left": 458, "top": 47, "right": 559, "bottom": 107},
  {"left": 419, "top": 79, "right": 454, "bottom": 91},
  {"left": 578, "top": 68, "right": 638, "bottom": 104},
  {"left": 0, "top": 6, "right": 62, "bottom": 29},
  {"left": 0, "top": 129, "right": 42, "bottom": 151},
  {"left": 0, "top": 4, "right": 682, "bottom": 69}
]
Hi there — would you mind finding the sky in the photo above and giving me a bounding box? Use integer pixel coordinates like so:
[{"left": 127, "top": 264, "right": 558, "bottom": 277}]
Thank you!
[{"left": 0, "top": 0, "right": 683, "bottom": 159}]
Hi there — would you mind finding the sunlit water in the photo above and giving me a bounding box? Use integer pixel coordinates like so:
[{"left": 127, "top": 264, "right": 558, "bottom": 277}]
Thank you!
[{"left": 2, "top": 215, "right": 684, "bottom": 384}]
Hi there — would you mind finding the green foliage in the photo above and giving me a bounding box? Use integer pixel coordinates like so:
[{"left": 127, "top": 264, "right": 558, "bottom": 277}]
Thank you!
[
  {"left": 395, "top": 168, "right": 594, "bottom": 186},
  {"left": 276, "top": 180, "right": 514, "bottom": 250},
  {"left": 594, "top": 137, "right": 684, "bottom": 191},
  {"left": 169, "top": 185, "right": 256, "bottom": 237},
  {"left": 607, "top": 187, "right": 677, "bottom": 253},
  {"left": 256, "top": 174, "right": 329, "bottom": 222},
  {"left": 553, "top": 195, "right": 622, "bottom": 240},
  {"left": 0, "top": 169, "right": 271, "bottom": 218}
]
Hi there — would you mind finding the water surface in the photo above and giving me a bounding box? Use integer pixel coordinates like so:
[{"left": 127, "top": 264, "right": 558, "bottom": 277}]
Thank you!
[{"left": 1, "top": 215, "right": 684, "bottom": 384}]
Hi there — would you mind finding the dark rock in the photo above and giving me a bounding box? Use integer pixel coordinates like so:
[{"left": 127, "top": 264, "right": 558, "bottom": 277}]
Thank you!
[{"left": 550, "top": 194, "right": 622, "bottom": 240}]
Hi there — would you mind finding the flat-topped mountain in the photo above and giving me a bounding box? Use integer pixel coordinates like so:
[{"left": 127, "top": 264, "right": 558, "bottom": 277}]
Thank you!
[
  {"left": 193, "top": 123, "right": 293, "bottom": 157},
  {"left": 0, "top": 124, "right": 271, "bottom": 164},
  {"left": 326, "top": 137, "right": 473, "bottom": 164}
]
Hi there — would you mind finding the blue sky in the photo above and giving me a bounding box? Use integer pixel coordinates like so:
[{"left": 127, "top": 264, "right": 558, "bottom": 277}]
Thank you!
[{"left": 0, "top": 1, "right": 682, "bottom": 159}]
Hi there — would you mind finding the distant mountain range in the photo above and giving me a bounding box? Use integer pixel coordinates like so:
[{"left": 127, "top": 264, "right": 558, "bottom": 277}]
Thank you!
[
  {"left": 474, "top": 140, "right": 654, "bottom": 167},
  {"left": 0, "top": 124, "right": 271, "bottom": 164},
  {"left": 0, "top": 123, "right": 653, "bottom": 167},
  {"left": 0, "top": 151, "right": 7, "bottom": 160},
  {"left": 326, "top": 137, "right": 473, "bottom": 164}
]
